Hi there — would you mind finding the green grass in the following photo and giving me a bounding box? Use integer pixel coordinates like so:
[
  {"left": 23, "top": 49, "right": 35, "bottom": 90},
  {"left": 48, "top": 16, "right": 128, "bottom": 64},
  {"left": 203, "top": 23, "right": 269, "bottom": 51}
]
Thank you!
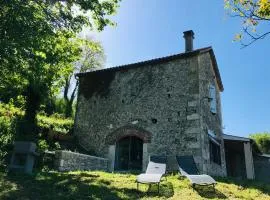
[{"left": 0, "top": 171, "right": 269, "bottom": 200}]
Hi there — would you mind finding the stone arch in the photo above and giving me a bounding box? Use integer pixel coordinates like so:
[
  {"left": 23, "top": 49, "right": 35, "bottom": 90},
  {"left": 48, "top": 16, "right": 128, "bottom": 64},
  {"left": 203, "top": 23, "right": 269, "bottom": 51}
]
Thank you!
[{"left": 105, "top": 126, "right": 152, "bottom": 145}]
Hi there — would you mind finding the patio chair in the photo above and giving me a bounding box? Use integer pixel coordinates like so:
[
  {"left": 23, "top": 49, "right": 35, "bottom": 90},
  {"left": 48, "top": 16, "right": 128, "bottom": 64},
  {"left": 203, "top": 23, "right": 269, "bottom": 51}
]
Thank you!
[
  {"left": 136, "top": 156, "right": 167, "bottom": 193},
  {"left": 176, "top": 156, "right": 216, "bottom": 190}
]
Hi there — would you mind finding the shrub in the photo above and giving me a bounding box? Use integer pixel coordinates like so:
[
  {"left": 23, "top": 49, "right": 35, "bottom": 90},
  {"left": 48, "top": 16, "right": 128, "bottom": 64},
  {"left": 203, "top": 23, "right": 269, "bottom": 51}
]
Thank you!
[
  {"left": 0, "top": 102, "right": 74, "bottom": 167},
  {"left": 37, "top": 113, "right": 73, "bottom": 134},
  {"left": 250, "top": 133, "right": 270, "bottom": 154},
  {"left": 0, "top": 103, "right": 22, "bottom": 166}
]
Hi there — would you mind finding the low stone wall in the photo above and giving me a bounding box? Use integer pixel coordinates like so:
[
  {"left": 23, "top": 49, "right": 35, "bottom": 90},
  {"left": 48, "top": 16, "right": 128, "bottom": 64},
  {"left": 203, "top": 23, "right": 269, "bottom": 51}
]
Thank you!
[
  {"left": 54, "top": 150, "right": 108, "bottom": 172},
  {"left": 254, "top": 155, "right": 270, "bottom": 183}
]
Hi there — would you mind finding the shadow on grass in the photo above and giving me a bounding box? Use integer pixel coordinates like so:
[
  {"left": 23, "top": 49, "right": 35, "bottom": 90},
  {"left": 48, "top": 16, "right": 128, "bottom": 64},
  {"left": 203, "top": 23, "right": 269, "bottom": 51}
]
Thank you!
[
  {"left": 193, "top": 185, "right": 227, "bottom": 199},
  {"left": 177, "top": 176, "right": 227, "bottom": 199},
  {"left": 3, "top": 172, "right": 123, "bottom": 200},
  {"left": 1, "top": 172, "right": 174, "bottom": 200},
  {"left": 77, "top": 172, "right": 100, "bottom": 178},
  {"left": 216, "top": 176, "right": 270, "bottom": 196},
  {"left": 137, "top": 181, "right": 174, "bottom": 199}
]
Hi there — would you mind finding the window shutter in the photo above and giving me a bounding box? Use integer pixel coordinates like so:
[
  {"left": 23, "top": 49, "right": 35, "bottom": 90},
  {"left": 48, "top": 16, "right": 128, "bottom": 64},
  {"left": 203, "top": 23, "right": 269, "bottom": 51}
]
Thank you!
[{"left": 209, "top": 84, "right": 217, "bottom": 114}]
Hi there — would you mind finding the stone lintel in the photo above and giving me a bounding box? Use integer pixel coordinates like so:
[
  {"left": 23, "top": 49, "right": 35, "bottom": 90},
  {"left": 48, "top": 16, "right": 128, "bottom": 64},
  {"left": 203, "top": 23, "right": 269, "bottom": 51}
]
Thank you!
[
  {"left": 187, "top": 113, "right": 200, "bottom": 120},
  {"left": 187, "top": 142, "right": 200, "bottom": 148},
  {"left": 188, "top": 101, "right": 197, "bottom": 107},
  {"left": 185, "top": 128, "right": 201, "bottom": 134}
]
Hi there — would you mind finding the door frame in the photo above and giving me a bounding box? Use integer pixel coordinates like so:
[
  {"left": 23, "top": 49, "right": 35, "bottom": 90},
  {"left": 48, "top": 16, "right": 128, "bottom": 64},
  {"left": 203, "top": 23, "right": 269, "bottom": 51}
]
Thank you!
[
  {"left": 114, "top": 136, "right": 143, "bottom": 171},
  {"left": 106, "top": 126, "right": 151, "bottom": 172}
]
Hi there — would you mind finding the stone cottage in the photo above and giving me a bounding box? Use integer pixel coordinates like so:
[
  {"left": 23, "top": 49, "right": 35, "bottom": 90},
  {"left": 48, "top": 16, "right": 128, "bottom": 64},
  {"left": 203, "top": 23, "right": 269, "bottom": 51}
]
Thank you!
[{"left": 74, "top": 30, "right": 227, "bottom": 176}]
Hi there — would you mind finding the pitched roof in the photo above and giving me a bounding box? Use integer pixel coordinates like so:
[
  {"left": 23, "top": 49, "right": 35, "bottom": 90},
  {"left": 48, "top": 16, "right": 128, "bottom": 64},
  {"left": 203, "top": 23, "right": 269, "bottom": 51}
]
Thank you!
[
  {"left": 223, "top": 134, "right": 251, "bottom": 142},
  {"left": 77, "top": 46, "right": 224, "bottom": 92}
]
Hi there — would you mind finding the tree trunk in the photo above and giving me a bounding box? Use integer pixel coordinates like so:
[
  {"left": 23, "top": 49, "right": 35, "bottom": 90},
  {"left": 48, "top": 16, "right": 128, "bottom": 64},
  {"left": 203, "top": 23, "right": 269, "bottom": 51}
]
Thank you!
[
  {"left": 64, "top": 78, "right": 78, "bottom": 118},
  {"left": 65, "top": 100, "right": 73, "bottom": 118},
  {"left": 22, "top": 84, "right": 41, "bottom": 134}
]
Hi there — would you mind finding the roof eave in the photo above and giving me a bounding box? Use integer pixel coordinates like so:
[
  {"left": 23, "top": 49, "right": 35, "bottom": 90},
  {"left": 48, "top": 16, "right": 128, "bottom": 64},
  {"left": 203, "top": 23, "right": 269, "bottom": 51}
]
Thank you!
[
  {"left": 76, "top": 47, "right": 211, "bottom": 78},
  {"left": 76, "top": 47, "right": 224, "bottom": 92},
  {"left": 200, "top": 48, "right": 224, "bottom": 92},
  {"left": 223, "top": 134, "right": 251, "bottom": 142}
]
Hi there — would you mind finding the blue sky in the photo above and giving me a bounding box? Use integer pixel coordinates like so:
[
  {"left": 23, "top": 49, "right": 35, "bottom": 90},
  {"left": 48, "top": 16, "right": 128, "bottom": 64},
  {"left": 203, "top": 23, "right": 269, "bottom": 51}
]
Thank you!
[{"left": 88, "top": 0, "right": 270, "bottom": 137}]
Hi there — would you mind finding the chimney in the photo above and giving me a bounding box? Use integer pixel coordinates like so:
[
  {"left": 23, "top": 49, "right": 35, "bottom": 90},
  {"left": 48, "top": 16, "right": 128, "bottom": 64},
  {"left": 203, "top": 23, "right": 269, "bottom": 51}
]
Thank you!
[{"left": 183, "top": 30, "right": 194, "bottom": 52}]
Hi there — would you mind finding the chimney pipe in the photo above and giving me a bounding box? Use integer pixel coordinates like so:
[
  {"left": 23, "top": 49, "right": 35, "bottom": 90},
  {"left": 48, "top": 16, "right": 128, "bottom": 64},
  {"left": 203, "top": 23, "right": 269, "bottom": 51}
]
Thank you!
[{"left": 183, "top": 30, "right": 194, "bottom": 52}]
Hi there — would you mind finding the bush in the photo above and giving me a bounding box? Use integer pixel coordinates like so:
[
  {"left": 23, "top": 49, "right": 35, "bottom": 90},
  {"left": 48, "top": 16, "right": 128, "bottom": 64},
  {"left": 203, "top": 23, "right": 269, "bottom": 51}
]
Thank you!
[
  {"left": 250, "top": 133, "right": 270, "bottom": 154},
  {"left": 0, "top": 102, "right": 74, "bottom": 168},
  {"left": 0, "top": 117, "right": 14, "bottom": 165},
  {"left": 37, "top": 113, "right": 73, "bottom": 134},
  {"left": 0, "top": 103, "right": 22, "bottom": 166},
  {"left": 42, "top": 97, "right": 76, "bottom": 118}
]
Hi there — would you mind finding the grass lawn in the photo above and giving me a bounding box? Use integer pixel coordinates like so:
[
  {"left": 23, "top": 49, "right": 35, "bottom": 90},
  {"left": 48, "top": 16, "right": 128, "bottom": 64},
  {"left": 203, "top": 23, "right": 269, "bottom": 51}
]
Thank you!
[{"left": 0, "top": 171, "right": 270, "bottom": 200}]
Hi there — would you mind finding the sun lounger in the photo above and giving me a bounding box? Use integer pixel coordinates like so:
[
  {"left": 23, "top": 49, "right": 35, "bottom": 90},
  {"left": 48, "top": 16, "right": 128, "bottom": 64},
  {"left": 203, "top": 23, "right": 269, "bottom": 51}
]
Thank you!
[
  {"left": 176, "top": 156, "right": 216, "bottom": 189},
  {"left": 136, "top": 156, "right": 167, "bottom": 193}
]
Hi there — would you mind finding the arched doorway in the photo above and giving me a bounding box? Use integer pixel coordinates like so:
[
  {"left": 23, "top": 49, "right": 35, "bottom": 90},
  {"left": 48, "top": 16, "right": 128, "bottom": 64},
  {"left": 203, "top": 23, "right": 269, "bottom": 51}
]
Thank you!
[{"left": 115, "top": 136, "right": 143, "bottom": 171}]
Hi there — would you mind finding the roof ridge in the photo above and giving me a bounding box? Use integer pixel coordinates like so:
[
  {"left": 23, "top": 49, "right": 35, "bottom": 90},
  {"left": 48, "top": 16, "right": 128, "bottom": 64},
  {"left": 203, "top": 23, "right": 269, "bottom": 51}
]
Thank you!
[
  {"left": 76, "top": 46, "right": 212, "bottom": 76},
  {"left": 76, "top": 46, "right": 224, "bottom": 92}
]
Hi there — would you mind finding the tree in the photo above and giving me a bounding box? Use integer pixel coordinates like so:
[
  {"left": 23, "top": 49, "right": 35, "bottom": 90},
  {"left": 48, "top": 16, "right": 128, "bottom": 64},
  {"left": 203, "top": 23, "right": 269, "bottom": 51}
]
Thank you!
[
  {"left": 0, "top": 0, "right": 120, "bottom": 131},
  {"left": 250, "top": 133, "right": 270, "bottom": 154},
  {"left": 63, "top": 38, "right": 105, "bottom": 117},
  {"left": 225, "top": 0, "right": 270, "bottom": 47}
]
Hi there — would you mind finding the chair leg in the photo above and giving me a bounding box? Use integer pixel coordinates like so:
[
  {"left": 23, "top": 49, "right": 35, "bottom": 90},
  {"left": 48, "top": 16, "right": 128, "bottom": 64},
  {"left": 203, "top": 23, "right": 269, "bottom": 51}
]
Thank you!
[
  {"left": 158, "top": 183, "right": 160, "bottom": 194},
  {"left": 212, "top": 184, "right": 215, "bottom": 192},
  {"left": 137, "top": 182, "right": 139, "bottom": 191}
]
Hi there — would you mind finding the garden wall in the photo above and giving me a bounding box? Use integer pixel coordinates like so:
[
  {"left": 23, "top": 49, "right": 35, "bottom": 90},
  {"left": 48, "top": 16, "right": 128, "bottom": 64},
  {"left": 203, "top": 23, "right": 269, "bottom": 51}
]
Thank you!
[
  {"left": 254, "top": 154, "right": 270, "bottom": 183},
  {"left": 54, "top": 150, "right": 108, "bottom": 172}
]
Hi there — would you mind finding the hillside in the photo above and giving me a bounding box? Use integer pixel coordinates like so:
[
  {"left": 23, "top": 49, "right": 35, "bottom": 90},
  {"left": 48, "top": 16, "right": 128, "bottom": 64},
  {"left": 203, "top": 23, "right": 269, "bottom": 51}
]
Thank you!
[{"left": 0, "top": 171, "right": 269, "bottom": 200}]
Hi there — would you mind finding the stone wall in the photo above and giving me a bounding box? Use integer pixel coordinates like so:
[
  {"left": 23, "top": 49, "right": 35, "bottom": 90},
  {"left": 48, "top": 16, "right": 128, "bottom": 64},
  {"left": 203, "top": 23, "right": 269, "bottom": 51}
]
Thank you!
[
  {"left": 75, "top": 54, "right": 203, "bottom": 171},
  {"left": 74, "top": 49, "right": 226, "bottom": 175},
  {"left": 54, "top": 151, "right": 108, "bottom": 172},
  {"left": 198, "top": 52, "right": 226, "bottom": 176},
  {"left": 254, "top": 155, "right": 270, "bottom": 183}
]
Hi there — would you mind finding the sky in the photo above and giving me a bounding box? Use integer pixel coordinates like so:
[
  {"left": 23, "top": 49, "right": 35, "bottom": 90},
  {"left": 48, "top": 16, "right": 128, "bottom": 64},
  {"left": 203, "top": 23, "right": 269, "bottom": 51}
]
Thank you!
[{"left": 86, "top": 0, "right": 270, "bottom": 137}]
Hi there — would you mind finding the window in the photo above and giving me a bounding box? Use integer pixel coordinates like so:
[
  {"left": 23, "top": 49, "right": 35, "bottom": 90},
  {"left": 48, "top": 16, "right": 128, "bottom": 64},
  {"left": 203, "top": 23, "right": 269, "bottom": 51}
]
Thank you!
[
  {"left": 209, "top": 84, "right": 217, "bottom": 114},
  {"left": 210, "top": 140, "right": 221, "bottom": 165}
]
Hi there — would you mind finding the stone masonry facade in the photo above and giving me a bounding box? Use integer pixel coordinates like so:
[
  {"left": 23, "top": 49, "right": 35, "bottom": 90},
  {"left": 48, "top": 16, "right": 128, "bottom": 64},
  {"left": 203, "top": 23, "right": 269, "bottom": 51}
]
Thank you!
[
  {"left": 54, "top": 151, "right": 108, "bottom": 172},
  {"left": 74, "top": 47, "right": 227, "bottom": 176},
  {"left": 198, "top": 52, "right": 226, "bottom": 176}
]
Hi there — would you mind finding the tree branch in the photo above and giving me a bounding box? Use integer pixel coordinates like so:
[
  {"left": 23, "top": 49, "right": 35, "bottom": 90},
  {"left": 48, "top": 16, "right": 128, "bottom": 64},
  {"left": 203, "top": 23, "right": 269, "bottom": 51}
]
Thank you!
[
  {"left": 69, "top": 80, "right": 79, "bottom": 104},
  {"left": 240, "top": 28, "right": 270, "bottom": 48},
  {"left": 63, "top": 76, "right": 71, "bottom": 101}
]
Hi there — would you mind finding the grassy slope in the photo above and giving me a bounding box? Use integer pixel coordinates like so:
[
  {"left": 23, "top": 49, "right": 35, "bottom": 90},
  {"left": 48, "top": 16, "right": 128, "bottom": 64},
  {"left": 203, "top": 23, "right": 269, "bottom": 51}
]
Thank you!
[{"left": 0, "top": 171, "right": 270, "bottom": 200}]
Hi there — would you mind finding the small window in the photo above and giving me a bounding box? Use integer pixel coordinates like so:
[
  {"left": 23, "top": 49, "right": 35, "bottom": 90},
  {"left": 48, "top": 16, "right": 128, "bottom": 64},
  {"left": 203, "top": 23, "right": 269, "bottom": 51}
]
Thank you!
[
  {"left": 209, "top": 84, "right": 217, "bottom": 114},
  {"left": 210, "top": 140, "right": 221, "bottom": 165}
]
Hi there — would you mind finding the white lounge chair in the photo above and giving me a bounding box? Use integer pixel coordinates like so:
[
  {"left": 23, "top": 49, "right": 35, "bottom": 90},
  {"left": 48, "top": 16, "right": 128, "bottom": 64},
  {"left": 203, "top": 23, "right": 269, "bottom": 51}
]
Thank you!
[
  {"left": 136, "top": 156, "right": 166, "bottom": 193},
  {"left": 176, "top": 156, "right": 216, "bottom": 190}
]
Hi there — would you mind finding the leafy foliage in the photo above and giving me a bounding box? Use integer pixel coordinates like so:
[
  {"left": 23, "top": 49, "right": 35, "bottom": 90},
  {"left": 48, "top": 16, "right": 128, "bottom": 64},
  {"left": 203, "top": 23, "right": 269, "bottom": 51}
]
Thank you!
[
  {"left": 37, "top": 114, "right": 74, "bottom": 134},
  {"left": 225, "top": 0, "right": 270, "bottom": 47},
  {"left": 250, "top": 133, "right": 270, "bottom": 154},
  {"left": 52, "top": 98, "right": 68, "bottom": 116},
  {"left": 0, "top": 103, "right": 23, "bottom": 166},
  {"left": 0, "top": 103, "right": 73, "bottom": 166},
  {"left": 63, "top": 38, "right": 105, "bottom": 117},
  {"left": 0, "top": 0, "right": 120, "bottom": 126},
  {"left": 0, "top": 117, "right": 14, "bottom": 166}
]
